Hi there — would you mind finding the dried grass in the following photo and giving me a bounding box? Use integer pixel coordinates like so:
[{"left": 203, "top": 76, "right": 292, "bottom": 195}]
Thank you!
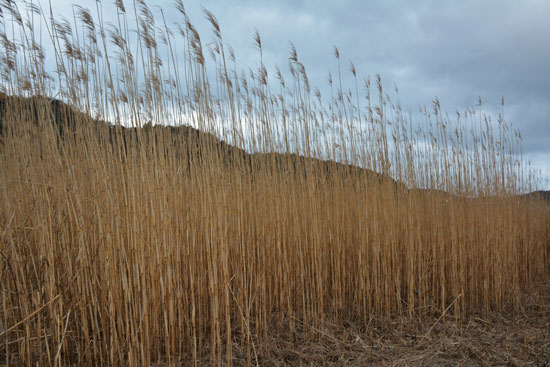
[{"left": 0, "top": 1, "right": 548, "bottom": 366}]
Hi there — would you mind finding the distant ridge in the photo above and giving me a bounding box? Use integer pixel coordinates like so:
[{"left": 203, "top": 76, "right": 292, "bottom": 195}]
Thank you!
[
  {"left": 0, "top": 93, "right": 394, "bottom": 183},
  {"left": 519, "top": 190, "right": 550, "bottom": 201},
  {"left": 1, "top": 92, "right": 548, "bottom": 202}
]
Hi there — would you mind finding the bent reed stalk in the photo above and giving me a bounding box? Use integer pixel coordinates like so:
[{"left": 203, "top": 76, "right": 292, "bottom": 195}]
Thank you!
[{"left": 0, "top": 0, "right": 548, "bottom": 366}]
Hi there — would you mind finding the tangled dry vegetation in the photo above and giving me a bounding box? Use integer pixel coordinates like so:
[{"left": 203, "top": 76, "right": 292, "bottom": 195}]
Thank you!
[{"left": 0, "top": 0, "right": 549, "bottom": 366}]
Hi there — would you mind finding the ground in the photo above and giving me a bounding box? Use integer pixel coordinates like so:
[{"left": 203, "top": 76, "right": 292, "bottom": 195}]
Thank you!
[{"left": 222, "top": 279, "right": 550, "bottom": 367}]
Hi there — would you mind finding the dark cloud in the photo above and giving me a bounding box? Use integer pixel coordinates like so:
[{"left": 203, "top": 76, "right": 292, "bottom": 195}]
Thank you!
[{"left": 44, "top": 0, "right": 550, "bottom": 187}]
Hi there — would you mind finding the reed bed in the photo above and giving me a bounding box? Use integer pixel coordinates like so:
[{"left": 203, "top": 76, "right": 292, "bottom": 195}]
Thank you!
[{"left": 0, "top": 0, "right": 548, "bottom": 365}]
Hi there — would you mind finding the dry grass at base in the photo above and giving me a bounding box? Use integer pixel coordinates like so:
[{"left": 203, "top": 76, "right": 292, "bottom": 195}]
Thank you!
[{"left": 220, "top": 279, "right": 549, "bottom": 367}]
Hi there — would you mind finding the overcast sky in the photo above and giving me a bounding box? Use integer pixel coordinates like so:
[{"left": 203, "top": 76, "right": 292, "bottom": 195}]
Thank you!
[{"left": 34, "top": 0, "right": 550, "bottom": 188}]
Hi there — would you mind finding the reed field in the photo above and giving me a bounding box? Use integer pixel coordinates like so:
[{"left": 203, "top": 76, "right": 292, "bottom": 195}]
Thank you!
[{"left": 0, "top": 0, "right": 549, "bottom": 365}]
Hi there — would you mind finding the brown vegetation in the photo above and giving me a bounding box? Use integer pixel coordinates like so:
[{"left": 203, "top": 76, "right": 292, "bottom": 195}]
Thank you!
[{"left": 0, "top": 0, "right": 548, "bottom": 366}]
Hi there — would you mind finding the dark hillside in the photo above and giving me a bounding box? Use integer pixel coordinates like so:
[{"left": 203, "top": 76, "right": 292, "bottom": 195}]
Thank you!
[
  {"left": 0, "top": 93, "right": 395, "bottom": 185},
  {"left": 1, "top": 93, "right": 547, "bottom": 201},
  {"left": 520, "top": 190, "right": 550, "bottom": 202}
]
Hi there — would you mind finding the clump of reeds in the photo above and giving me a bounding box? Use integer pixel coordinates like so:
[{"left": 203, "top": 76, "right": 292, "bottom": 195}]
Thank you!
[{"left": 0, "top": 0, "right": 548, "bottom": 366}]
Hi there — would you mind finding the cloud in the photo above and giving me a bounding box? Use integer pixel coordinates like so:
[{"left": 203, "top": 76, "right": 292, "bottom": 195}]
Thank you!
[{"left": 22, "top": 0, "right": 550, "bottom": 188}]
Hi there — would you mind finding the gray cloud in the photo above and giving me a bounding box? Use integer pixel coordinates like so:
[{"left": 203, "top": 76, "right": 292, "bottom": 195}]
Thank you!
[{"left": 40, "top": 0, "right": 550, "bottom": 187}]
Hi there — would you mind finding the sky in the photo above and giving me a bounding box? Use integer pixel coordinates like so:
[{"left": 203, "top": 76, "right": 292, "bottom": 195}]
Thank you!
[{"left": 18, "top": 0, "right": 550, "bottom": 188}]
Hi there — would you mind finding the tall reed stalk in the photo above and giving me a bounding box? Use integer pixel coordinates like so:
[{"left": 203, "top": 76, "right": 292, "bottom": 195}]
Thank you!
[{"left": 0, "top": 1, "right": 548, "bottom": 365}]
